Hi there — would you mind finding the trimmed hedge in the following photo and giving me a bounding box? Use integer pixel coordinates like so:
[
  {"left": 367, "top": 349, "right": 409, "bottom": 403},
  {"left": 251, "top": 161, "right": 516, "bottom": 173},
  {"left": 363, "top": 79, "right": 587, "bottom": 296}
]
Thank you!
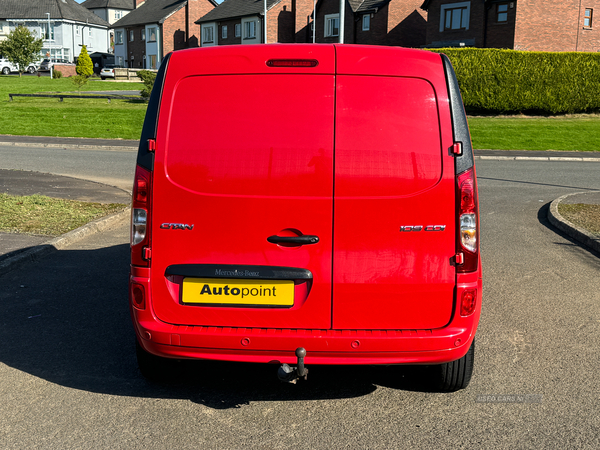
[{"left": 430, "top": 48, "right": 600, "bottom": 114}]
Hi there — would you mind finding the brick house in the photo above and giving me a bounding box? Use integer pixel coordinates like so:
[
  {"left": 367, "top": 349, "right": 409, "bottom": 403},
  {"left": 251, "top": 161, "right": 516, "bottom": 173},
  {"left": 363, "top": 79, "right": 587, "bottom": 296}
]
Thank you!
[
  {"left": 195, "top": 0, "right": 426, "bottom": 47},
  {"left": 315, "top": 0, "right": 426, "bottom": 46},
  {"left": 421, "top": 0, "right": 600, "bottom": 52},
  {"left": 112, "top": 0, "right": 217, "bottom": 69}
]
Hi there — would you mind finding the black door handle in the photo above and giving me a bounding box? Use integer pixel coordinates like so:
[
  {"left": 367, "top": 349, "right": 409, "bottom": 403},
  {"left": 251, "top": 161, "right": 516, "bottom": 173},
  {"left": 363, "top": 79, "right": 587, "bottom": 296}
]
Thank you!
[{"left": 267, "top": 235, "right": 319, "bottom": 245}]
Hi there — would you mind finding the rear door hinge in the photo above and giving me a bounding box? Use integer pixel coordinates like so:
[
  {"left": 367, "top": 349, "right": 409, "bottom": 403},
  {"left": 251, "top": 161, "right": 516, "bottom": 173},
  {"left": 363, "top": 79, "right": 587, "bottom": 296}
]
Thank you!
[
  {"left": 451, "top": 142, "right": 462, "bottom": 156},
  {"left": 143, "top": 246, "right": 152, "bottom": 261},
  {"left": 147, "top": 139, "right": 156, "bottom": 153},
  {"left": 454, "top": 252, "right": 464, "bottom": 265}
]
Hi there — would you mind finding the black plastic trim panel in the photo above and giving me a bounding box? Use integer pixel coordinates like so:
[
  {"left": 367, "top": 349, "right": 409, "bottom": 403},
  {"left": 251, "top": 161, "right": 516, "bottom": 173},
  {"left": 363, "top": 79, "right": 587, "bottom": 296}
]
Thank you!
[
  {"left": 441, "top": 53, "right": 474, "bottom": 175},
  {"left": 165, "top": 264, "right": 313, "bottom": 280},
  {"left": 135, "top": 52, "right": 172, "bottom": 171}
]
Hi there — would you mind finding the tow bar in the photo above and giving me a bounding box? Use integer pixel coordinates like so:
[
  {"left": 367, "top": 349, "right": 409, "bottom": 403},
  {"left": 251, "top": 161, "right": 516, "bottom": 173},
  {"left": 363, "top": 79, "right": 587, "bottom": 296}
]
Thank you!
[{"left": 277, "top": 348, "right": 308, "bottom": 384}]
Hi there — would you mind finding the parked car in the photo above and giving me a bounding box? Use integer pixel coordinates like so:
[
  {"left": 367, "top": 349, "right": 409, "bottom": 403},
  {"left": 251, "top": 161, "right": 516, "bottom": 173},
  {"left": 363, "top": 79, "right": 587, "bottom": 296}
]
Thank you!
[
  {"left": 100, "top": 64, "right": 118, "bottom": 80},
  {"left": 130, "top": 45, "right": 482, "bottom": 391},
  {"left": 39, "top": 58, "right": 70, "bottom": 71},
  {"left": 0, "top": 58, "right": 18, "bottom": 75}
]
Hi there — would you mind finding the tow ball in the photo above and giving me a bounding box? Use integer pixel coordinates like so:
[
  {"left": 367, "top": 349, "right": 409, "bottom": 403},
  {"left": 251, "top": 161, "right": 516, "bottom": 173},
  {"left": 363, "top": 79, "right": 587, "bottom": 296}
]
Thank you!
[{"left": 277, "top": 348, "right": 308, "bottom": 384}]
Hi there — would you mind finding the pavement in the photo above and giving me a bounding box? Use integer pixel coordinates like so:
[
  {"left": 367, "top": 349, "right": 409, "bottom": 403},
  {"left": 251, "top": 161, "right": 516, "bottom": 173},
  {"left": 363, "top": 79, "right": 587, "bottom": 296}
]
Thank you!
[{"left": 0, "top": 135, "right": 599, "bottom": 276}]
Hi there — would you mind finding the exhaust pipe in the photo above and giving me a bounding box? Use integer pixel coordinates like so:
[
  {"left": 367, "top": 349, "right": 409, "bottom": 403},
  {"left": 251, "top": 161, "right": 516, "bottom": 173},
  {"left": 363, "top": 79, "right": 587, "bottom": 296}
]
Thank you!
[{"left": 277, "top": 347, "right": 308, "bottom": 384}]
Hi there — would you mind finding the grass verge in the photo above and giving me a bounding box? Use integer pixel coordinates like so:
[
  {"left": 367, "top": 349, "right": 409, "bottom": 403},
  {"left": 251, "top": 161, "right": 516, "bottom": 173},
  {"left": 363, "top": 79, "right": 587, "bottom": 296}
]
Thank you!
[
  {"left": 0, "top": 193, "right": 127, "bottom": 236},
  {"left": 0, "top": 76, "right": 146, "bottom": 140},
  {"left": 468, "top": 115, "right": 600, "bottom": 151},
  {"left": 557, "top": 203, "right": 600, "bottom": 235}
]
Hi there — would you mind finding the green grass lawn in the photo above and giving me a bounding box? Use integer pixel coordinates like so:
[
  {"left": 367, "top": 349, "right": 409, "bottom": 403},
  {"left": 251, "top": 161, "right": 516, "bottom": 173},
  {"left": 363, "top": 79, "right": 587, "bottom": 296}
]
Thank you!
[
  {"left": 0, "top": 75, "right": 146, "bottom": 140},
  {"left": 1, "top": 75, "right": 600, "bottom": 151},
  {"left": 0, "top": 193, "right": 127, "bottom": 236},
  {"left": 468, "top": 115, "right": 600, "bottom": 151}
]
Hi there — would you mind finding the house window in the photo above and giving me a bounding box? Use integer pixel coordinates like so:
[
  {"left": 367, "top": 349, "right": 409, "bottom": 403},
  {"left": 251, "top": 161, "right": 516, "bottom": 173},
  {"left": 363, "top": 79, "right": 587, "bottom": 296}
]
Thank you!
[
  {"left": 244, "top": 21, "right": 256, "bottom": 39},
  {"left": 148, "top": 27, "right": 157, "bottom": 42},
  {"left": 497, "top": 3, "right": 508, "bottom": 22},
  {"left": 203, "top": 26, "right": 214, "bottom": 43},
  {"left": 440, "top": 2, "right": 471, "bottom": 32},
  {"left": 362, "top": 14, "right": 370, "bottom": 31},
  {"left": 116, "top": 56, "right": 124, "bottom": 67},
  {"left": 41, "top": 23, "right": 54, "bottom": 40},
  {"left": 149, "top": 54, "right": 157, "bottom": 70},
  {"left": 222, "top": 25, "right": 228, "bottom": 39},
  {"left": 235, "top": 23, "right": 241, "bottom": 37},
  {"left": 115, "top": 10, "right": 122, "bottom": 20},
  {"left": 115, "top": 30, "right": 123, "bottom": 44},
  {"left": 75, "top": 25, "right": 81, "bottom": 36},
  {"left": 141, "top": 29, "right": 145, "bottom": 40},
  {"left": 584, "top": 8, "right": 593, "bottom": 27},
  {"left": 129, "top": 30, "right": 134, "bottom": 41},
  {"left": 88, "top": 27, "right": 92, "bottom": 38},
  {"left": 325, "top": 14, "right": 340, "bottom": 37}
]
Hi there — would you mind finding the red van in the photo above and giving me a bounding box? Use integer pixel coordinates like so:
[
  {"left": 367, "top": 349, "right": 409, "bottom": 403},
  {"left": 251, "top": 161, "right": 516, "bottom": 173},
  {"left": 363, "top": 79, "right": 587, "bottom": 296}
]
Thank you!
[{"left": 130, "top": 44, "right": 482, "bottom": 391}]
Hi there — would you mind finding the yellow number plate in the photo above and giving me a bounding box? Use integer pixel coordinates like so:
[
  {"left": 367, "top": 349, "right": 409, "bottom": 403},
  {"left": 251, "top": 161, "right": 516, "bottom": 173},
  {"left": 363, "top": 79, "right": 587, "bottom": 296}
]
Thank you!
[{"left": 182, "top": 278, "right": 294, "bottom": 306}]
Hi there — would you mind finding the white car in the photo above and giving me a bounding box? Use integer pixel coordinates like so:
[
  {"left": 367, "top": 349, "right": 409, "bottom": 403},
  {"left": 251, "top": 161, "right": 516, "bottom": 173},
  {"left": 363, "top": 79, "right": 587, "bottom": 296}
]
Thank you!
[
  {"left": 100, "top": 64, "right": 119, "bottom": 80},
  {"left": 0, "top": 58, "right": 39, "bottom": 74}
]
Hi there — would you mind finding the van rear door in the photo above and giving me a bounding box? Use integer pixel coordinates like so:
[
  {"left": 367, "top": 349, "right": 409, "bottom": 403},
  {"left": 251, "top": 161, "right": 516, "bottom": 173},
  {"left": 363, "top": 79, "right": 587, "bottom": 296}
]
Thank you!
[
  {"left": 150, "top": 46, "right": 335, "bottom": 330},
  {"left": 332, "top": 47, "right": 457, "bottom": 330}
]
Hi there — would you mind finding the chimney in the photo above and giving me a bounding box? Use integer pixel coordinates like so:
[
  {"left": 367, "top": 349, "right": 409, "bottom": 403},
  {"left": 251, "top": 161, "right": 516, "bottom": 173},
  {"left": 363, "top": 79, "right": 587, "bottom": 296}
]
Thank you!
[{"left": 135, "top": 0, "right": 146, "bottom": 8}]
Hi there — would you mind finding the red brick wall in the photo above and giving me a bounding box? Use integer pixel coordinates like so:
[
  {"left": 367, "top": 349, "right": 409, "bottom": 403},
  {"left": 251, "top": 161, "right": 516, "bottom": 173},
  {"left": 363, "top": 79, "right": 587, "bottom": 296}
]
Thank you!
[
  {"left": 315, "top": 0, "right": 355, "bottom": 43},
  {"left": 295, "top": 0, "right": 316, "bottom": 42},
  {"left": 514, "top": 0, "right": 600, "bottom": 52},
  {"left": 484, "top": 1, "right": 516, "bottom": 49},
  {"left": 385, "top": 0, "right": 426, "bottom": 47},
  {"left": 54, "top": 64, "right": 77, "bottom": 77},
  {"left": 267, "top": 0, "right": 295, "bottom": 43},
  {"left": 424, "top": 0, "right": 486, "bottom": 47},
  {"left": 126, "top": 25, "right": 147, "bottom": 68},
  {"left": 188, "top": 0, "right": 217, "bottom": 47},
  {"left": 163, "top": 7, "right": 187, "bottom": 55}
]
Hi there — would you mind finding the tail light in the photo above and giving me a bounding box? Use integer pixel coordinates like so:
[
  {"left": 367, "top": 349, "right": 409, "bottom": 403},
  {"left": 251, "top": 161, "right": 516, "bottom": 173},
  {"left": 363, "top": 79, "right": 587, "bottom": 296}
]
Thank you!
[
  {"left": 456, "top": 168, "right": 479, "bottom": 273},
  {"left": 130, "top": 282, "right": 146, "bottom": 310},
  {"left": 460, "top": 289, "right": 477, "bottom": 316},
  {"left": 131, "top": 165, "right": 152, "bottom": 267}
]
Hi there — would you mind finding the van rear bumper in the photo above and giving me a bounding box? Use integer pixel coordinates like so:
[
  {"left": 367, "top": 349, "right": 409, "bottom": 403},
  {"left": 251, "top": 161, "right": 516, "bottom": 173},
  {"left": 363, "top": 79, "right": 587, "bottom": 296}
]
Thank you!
[{"left": 131, "top": 274, "right": 482, "bottom": 366}]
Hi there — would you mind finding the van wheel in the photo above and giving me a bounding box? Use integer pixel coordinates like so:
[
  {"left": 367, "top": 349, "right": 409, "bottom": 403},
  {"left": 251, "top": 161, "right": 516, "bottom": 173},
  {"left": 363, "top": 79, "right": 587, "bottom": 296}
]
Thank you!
[
  {"left": 2, "top": 67, "right": 10, "bottom": 75},
  {"left": 433, "top": 340, "right": 475, "bottom": 392},
  {"left": 136, "top": 339, "right": 173, "bottom": 381},
  {"left": 27, "top": 66, "right": 35, "bottom": 73},
  {"left": 101, "top": 76, "right": 106, "bottom": 80}
]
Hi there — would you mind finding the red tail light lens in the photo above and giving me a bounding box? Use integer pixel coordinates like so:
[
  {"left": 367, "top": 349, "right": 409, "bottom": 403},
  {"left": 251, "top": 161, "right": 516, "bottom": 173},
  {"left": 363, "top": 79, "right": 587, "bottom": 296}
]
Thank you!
[
  {"left": 131, "top": 282, "right": 146, "bottom": 310},
  {"left": 457, "top": 168, "right": 479, "bottom": 273},
  {"left": 266, "top": 59, "right": 319, "bottom": 68},
  {"left": 131, "top": 165, "right": 152, "bottom": 267},
  {"left": 460, "top": 289, "right": 477, "bottom": 316}
]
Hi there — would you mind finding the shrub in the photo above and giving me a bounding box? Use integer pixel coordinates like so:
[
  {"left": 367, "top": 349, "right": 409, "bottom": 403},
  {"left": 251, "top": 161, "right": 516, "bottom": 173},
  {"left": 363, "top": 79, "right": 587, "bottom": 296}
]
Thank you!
[
  {"left": 53, "top": 70, "right": 62, "bottom": 79},
  {"left": 72, "top": 74, "right": 88, "bottom": 92},
  {"left": 430, "top": 48, "right": 600, "bottom": 114},
  {"left": 137, "top": 70, "right": 157, "bottom": 98},
  {"left": 76, "top": 45, "right": 93, "bottom": 77}
]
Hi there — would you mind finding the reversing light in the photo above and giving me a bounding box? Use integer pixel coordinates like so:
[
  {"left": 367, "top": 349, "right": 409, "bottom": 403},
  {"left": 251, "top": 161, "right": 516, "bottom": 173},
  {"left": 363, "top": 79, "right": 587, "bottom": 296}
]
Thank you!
[
  {"left": 131, "top": 208, "right": 147, "bottom": 245},
  {"left": 460, "top": 289, "right": 477, "bottom": 316},
  {"left": 266, "top": 59, "right": 319, "bottom": 68}
]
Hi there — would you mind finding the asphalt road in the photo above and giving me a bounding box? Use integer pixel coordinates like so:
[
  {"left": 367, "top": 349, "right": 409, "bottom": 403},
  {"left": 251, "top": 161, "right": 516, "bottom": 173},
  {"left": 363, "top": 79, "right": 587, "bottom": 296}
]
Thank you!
[{"left": 1, "top": 147, "right": 600, "bottom": 448}]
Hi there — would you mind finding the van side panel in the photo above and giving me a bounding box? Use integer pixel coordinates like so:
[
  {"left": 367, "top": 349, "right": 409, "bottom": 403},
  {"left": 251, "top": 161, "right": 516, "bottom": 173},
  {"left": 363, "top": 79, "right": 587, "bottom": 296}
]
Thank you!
[
  {"left": 150, "top": 49, "right": 336, "bottom": 329},
  {"left": 333, "top": 47, "right": 456, "bottom": 330}
]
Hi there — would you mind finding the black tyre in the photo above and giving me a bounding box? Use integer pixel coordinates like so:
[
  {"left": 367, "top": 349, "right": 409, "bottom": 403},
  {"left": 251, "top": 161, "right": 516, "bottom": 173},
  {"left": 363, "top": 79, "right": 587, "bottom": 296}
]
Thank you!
[
  {"left": 136, "top": 339, "right": 174, "bottom": 381},
  {"left": 2, "top": 67, "right": 10, "bottom": 75},
  {"left": 434, "top": 340, "right": 475, "bottom": 392},
  {"left": 101, "top": 76, "right": 106, "bottom": 80},
  {"left": 27, "top": 66, "right": 35, "bottom": 73}
]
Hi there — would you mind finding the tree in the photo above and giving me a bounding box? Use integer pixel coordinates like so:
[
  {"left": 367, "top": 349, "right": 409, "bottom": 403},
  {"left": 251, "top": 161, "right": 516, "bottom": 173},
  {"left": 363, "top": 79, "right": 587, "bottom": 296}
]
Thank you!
[
  {"left": 0, "top": 25, "right": 43, "bottom": 78},
  {"left": 72, "top": 74, "right": 88, "bottom": 92},
  {"left": 76, "top": 45, "right": 93, "bottom": 77}
]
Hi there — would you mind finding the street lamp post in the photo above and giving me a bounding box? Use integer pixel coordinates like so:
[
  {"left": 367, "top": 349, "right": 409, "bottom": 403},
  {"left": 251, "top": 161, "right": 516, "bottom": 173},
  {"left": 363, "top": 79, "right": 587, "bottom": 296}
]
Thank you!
[{"left": 46, "top": 13, "right": 52, "bottom": 79}]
